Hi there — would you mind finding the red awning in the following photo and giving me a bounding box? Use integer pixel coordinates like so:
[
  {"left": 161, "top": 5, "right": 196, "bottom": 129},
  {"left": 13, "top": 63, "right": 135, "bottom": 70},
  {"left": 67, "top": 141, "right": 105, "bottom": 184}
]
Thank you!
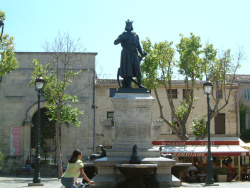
[
  {"left": 152, "top": 140, "right": 239, "bottom": 146},
  {"left": 161, "top": 145, "right": 249, "bottom": 157}
]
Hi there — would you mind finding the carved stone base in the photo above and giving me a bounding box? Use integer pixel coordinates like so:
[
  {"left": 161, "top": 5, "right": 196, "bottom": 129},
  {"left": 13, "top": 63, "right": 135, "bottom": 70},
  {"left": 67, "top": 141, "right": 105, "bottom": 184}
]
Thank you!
[{"left": 111, "top": 92, "right": 155, "bottom": 150}]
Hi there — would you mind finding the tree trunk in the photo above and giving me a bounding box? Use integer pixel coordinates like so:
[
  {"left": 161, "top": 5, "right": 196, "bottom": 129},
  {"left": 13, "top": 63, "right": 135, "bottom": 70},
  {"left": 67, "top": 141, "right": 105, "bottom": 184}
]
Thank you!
[
  {"left": 177, "top": 131, "right": 189, "bottom": 140},
  {"left": 154, "top": 88, "right": 189, "bottom": 141},
  {"left": 56, "top": 104, "right": 63, "bottom": 179}
]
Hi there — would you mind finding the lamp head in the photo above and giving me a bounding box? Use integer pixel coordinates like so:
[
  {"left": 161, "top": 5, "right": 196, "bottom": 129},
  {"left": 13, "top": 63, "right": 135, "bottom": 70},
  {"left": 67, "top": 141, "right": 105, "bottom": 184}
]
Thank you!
[
  {"left": 0, "top": 19, "right": 3, "bottom": 26},
  {"left": 0, "top": 19, "right": 4, "bottom": 41},
  {"left": 35, "top": 76, "right": 45, "bottom": 91},
  {"left": 203, "top": 81, "right": 213, "bottom": 95}
]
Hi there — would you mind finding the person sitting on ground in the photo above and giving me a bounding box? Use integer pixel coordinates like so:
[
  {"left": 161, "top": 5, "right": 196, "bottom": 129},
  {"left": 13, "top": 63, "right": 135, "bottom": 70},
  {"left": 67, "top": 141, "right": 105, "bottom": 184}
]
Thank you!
[
  {"left": 61, "top": 149, "right": 94, "bottom": 188},
  {"left": 25, "top": 156, "right": 31, "bottom": 176},
  {"left": 31, "top": 156, "right": 35, "bottom": 168},
  {"left": 196, "top": 161, "right": 206, "bottom": 182},
  {"left": 197, "top": 161, "right": 206, "bottom": 174},
  {"left": 188, "top": 164, "right": 197, "bottom": 175},
  {"left": 212, "top": 162, "right": 217, "bottom": 181},
  {"left": 226, "top": 163, "right": 234, "bottom": 181},
  {"left": 188, "top": 164, "right": 197, "bottom": 182}
]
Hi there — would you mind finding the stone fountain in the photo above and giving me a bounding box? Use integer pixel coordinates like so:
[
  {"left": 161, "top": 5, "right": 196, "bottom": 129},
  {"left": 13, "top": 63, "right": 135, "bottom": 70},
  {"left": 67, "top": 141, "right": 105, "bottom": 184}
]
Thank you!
[{"left": 92, "top": 89, "right": 181, "bottom": 187}]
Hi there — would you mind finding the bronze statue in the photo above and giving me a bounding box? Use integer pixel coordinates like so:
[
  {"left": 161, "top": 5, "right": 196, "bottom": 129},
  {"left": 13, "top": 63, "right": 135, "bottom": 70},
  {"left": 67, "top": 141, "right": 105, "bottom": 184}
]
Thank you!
[
  {"left": 114, "top": 20, "right": 147, "bottom": 88},
  {"left": 130, "top": 145, "right": 141, "bottom": 164}
]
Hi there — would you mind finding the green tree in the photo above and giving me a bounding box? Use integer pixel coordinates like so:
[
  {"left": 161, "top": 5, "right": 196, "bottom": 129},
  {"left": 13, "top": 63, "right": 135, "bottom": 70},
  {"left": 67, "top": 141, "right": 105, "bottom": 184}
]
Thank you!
[
  {"left": 29, "top": 32, "right": 85, "bottom": 178},
  {"left": 141, "top": 33, "right": 242, "bottom": 140},
  {"left": 190, "top": 115, "right": 206, "bottom": 137},
  {"left": 141, "top": 34, "right": 208, "bottom": 140},
  {"left": 195, "top": 48, "right": 243, "bottom": 140},
  {"left": 0, "top": 10, "right": 19, "bottom": 76}
]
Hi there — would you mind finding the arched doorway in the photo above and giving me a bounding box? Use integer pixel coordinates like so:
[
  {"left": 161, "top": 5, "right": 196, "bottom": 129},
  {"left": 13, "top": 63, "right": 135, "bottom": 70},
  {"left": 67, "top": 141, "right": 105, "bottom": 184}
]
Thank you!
[{"left": 31, "top": 108, "right": 56, "bottom": 168}]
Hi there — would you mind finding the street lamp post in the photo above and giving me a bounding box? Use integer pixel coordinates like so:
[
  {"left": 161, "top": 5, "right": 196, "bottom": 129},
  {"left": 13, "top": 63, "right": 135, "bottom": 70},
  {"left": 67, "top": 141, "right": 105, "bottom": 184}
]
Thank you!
[
  {"left": 29, "top": 76, "right": 45, "bottom": 186},
  {"left": 203, "top": 81, "right": 215, "bottom": 185},
  {"left": 0, "top": 18, "right": 4, "bottom": 42}
]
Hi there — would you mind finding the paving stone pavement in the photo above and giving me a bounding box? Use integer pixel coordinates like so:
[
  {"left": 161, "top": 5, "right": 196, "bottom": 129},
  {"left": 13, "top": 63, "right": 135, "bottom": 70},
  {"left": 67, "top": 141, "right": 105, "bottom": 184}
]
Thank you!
[
  {"left": 0, "top": 175, "right": 250, "bottom": 188},
  {"left": 0, "top": 176, "right": 62, "bottom": 188}
]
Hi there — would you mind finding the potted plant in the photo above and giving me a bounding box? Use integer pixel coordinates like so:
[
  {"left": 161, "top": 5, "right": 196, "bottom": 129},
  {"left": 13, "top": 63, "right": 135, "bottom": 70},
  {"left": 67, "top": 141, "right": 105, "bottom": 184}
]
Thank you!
[{"left": 215, "top": 166, "right": 230, "bottom": 182}]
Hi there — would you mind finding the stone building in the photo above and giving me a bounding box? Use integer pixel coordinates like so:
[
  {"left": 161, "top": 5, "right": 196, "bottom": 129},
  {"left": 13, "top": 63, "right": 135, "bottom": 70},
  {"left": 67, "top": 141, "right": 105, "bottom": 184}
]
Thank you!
[{"left": 0, "top": 52, "right": 97, "bottom": 173}]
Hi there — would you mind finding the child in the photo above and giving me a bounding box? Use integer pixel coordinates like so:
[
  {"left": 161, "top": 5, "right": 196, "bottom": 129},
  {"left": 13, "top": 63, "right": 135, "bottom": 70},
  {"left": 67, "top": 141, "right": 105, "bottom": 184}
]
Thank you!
[{"left": 25, "top": 156, "right": 31, "bottom": 176}]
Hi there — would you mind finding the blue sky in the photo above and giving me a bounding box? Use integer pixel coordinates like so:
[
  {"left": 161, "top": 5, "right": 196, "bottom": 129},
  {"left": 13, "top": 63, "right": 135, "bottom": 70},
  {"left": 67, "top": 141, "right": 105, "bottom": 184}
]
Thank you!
[{"left": 1, "top": 0, "right": 250, "bottom": 79}]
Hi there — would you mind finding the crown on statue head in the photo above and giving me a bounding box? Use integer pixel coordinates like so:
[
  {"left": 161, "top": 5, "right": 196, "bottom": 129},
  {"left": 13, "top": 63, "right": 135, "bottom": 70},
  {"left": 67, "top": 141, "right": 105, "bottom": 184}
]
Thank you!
[
  {"left": 125, "top": 19, "right": 134, "bottom": 31},
  {"left": 125, "top": 19, "right": 133, "bottom": 24}
]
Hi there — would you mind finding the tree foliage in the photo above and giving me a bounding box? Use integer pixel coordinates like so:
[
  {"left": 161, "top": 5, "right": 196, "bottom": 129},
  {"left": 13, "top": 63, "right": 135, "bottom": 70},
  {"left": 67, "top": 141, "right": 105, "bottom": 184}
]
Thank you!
[
  {"left": 141, "top": 33, "right": 243, "bottom": 140},
  {"left": 0, "top": 10, "right": 19, "bottom": 76},
  {"left": 29, "top": 59, "right": 84, "bottom": 126},
  {"left": 190, "top": 116, "right": 206, "bottom": 137}
]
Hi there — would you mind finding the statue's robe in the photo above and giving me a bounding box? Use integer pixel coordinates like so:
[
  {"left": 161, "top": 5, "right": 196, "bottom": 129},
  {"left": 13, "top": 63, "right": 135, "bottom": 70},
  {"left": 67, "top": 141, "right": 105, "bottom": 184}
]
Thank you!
[{"left": 114, "top": 32, "right": 143, "bottom": 78}]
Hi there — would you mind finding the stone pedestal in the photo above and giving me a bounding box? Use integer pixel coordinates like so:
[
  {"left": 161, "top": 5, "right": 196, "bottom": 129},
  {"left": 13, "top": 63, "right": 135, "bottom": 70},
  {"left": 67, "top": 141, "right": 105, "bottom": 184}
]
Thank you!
[
  {"left": 111, "top": 92, "right": 154, "bottom": 149},
  {"left": 108, "top": 92, "right": 159, "bottom": 158},
  {"left": 92, "top": 91, "right": 181, "bottom": 187}
]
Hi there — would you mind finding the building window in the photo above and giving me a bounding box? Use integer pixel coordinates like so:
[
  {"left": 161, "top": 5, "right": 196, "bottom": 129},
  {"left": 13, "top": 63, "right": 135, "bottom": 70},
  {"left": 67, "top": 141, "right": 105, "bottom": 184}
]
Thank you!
[
  {"left": 244, "top": 89, "right": 250, "bottom": 100},
  {"left": 107, "top": 112, "right": 114, "bottom": 126},
  {"left": 214, "top": 113, "right": 225, "bottom": 134},
  {"left": 110, "top": 88, "right": 116, "bottom": 97},
  {"left": 183, "top": 89, "right": 191, "bottom": 99},
  {"left": 107, "top": 112, "right": 114, "bottom": 121},
  {"left": 167, "top": 89, "right": 177, "bottom": 99},
  {"left": 217, "top": 90, "right": 223, "bottom": 99},
  {"left": 246, "top": 113, "right": 250, "bottom": 130}
]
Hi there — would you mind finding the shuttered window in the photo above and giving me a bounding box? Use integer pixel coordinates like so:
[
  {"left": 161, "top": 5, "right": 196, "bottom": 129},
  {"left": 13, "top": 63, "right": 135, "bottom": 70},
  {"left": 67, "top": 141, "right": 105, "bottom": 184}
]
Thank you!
[
  {"left": 214, "top": 114, "right": 225, "bottom": 134},
  {"left": 167, "top": 89, "right": 178, "bottom": 99}
]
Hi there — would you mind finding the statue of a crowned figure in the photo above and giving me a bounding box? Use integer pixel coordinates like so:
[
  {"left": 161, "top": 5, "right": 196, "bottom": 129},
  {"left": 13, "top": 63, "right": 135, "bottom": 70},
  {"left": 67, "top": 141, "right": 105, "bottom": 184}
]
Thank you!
[{"left": 114, "top": 20, "right": 147, "bottom": 88}]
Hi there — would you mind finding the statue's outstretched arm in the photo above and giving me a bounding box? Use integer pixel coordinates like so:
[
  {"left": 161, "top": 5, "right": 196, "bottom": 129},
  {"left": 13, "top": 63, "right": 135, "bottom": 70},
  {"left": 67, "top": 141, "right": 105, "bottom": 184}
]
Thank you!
[
  {"left": 114, "top": 37, "right": 121, "bottom": 45},
  {"left": 114, "top": 33, "right": 128, "bottom": 45}
]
